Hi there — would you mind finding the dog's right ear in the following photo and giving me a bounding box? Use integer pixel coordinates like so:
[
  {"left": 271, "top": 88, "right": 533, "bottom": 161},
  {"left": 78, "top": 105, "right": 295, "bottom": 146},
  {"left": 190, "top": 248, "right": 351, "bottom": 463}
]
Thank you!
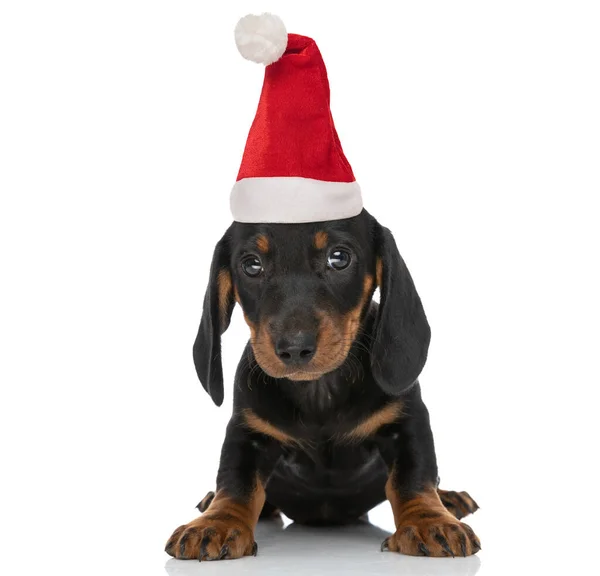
[{"left": 192, "top": 231, "right": 235, "bottom": 407}]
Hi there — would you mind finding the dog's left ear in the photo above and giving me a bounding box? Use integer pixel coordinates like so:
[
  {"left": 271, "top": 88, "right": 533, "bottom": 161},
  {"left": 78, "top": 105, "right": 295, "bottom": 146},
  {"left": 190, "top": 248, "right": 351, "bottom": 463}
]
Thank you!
[
  {"left": 192, "top": 231, "right": 235, "bottom": 407},
  {"left": 371, "top": 222, "right": 431, "bottom": 395}
]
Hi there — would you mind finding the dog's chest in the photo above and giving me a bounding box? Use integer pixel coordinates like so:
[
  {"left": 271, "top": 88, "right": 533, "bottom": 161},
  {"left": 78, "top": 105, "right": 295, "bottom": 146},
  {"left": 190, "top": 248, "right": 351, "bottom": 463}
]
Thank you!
[
  {"left": 259, "top": 374, "right": 390, "bottom": 444},
  {"left": 291, "top": 378, "right": 349, "bottom": 417},
  {"left": 277, "top": 440, "right": 384, "bottom": 489}
]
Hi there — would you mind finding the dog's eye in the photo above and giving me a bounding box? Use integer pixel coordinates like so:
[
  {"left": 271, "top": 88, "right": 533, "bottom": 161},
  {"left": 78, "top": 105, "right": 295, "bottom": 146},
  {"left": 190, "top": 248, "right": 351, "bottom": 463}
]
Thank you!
[
  {"left": 327, "top": 249, "right": 351, "bottom": 271},
  {"left": 241, "top": 256, "right": 263, "bottom": 277}
]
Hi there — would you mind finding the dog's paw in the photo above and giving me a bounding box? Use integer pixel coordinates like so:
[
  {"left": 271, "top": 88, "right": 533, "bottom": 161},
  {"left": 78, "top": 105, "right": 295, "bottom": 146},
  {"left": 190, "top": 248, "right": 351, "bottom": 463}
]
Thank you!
[
  {"left": 165, "top": 515, "right": 257, "bottom": 561},
  {"left": 381, "top": 515, "right": 481, "bottom": 557},
  {"left": 438, "top": 489, "right": 479, "bottom": 520}
]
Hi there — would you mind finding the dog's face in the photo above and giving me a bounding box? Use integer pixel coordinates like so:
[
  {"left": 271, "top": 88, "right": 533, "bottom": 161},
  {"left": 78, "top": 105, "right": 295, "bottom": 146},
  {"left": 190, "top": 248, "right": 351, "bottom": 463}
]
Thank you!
[
  {"left": 229, "top": 217, "right": 376, "bottom": 381},
  {"left": 194, "top": 210, "right": 430, "bottom": 406}
]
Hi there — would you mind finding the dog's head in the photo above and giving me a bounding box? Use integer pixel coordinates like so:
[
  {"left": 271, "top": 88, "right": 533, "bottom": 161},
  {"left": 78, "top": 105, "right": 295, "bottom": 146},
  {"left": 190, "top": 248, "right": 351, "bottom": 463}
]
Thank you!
[{"left": 193, "top": 210, "right": 430, "bottom": 406}]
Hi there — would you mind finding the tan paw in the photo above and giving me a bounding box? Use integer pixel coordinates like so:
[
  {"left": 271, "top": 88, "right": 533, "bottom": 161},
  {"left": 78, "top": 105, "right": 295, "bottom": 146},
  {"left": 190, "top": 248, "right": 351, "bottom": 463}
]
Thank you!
[
  {"left": 165, "top": 514, "right": 256, "bottom": 561},
  {"left": 438, "top": 488, "right": 480, "bottom": 520},
  {"left": 382, "top": 514, "right": 481, "bottom": 557}
]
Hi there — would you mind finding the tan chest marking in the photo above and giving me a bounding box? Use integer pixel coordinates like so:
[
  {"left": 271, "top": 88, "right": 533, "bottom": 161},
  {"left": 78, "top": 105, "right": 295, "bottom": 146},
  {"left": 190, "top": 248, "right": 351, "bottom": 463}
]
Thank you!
[
  {"left": 342, "top": 401, "right": 403, "bottom": 442},
  {"left": 242, "top": 409, "right": 300, "bottom": 446}
]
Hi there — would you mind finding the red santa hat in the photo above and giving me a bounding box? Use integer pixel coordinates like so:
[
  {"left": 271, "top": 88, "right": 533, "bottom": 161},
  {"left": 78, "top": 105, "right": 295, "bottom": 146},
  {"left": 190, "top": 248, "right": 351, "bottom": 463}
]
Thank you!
[{"left": 230, "top": 13, "right": 363, "bottom": 224}]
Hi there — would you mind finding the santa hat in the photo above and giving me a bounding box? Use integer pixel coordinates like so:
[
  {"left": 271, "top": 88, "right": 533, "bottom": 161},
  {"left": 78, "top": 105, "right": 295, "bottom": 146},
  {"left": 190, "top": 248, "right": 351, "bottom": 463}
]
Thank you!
[{"left": 230, "top": 13, "right": 363, "bottom": 224}]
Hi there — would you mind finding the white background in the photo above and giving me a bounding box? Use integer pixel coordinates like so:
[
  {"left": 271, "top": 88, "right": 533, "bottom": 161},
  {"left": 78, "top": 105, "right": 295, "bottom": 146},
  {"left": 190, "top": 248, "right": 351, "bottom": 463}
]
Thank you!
[{"left": 1, "top": 2, "right": 599, "bottom": 575}]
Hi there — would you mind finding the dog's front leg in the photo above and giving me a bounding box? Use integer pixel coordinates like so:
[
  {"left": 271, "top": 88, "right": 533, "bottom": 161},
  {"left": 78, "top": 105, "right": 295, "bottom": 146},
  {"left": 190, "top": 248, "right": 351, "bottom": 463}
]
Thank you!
[
  {"left": 380, "top": 389, "right": 481, "bottom": 557},
  {"left": 165, "top": 417, "right": 279, "bottom": 561}
]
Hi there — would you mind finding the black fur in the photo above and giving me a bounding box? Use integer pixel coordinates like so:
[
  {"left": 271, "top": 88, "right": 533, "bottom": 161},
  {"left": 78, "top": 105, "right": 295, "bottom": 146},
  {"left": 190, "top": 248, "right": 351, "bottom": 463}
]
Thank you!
[
  {"left": 188, "top": 209, "right": 441, "bottom": 524},
  {"left": 371, "top": 224, "right": 431, "bottom": 395},
  {"left": 192, "top": 235, "right": 233, "bottom": 406}
]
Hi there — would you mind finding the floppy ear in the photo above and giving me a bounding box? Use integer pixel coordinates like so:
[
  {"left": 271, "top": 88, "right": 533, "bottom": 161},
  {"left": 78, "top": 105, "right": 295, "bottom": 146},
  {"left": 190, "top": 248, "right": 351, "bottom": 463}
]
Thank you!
[
  {"left": 371, "top": 223, "right": 431, "bottom": 395},
  {"left": 192, "top": 232, "right": 235, "bottom": 406}
]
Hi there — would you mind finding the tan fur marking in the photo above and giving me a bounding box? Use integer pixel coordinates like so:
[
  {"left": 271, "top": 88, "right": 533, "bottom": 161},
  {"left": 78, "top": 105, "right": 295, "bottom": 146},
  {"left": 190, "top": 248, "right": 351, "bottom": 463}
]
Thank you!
[
  {"left": 243, "top": 408, "right": 300, "bottom": 446},
  {"left": 376, "top": 257, "right": 383, "bottom": 288},
  {"left": 243, "top": 313, "right": 257, "bottom": 340},
  {"left": 249, "top": 320, "right": 280, "bottom": 373},
  {"left": 343, "top": 401, "right": 403, "bottom": 441},
  {"left": 386, "top": 478, "right": 447, "bottom": 527},
  {"left": 256, "top": 234, "right": 269, "bottom": 253},
  {"left": 235, "top": 287, "right": 258, "bottom": 339},
  {"left": 217, "top": 269, "right": 232, "bottom": 328},
  {"left": 383, "top": 474, "right": 481, "bottom": 556},
  {"left": 343, "top": 274, "right": 374, "bottom": 341},
  {"left": 205, "top": 481, "right": 266, "bottom": 529},
  {"left": 166, "top": 478, "right": 266, "bottom": 559},
  {"left": 313, "top": 231, "right": 328, "bottom": 250},
  {"left": 437, "top": 489, "right": 480, "bottom": 519}
]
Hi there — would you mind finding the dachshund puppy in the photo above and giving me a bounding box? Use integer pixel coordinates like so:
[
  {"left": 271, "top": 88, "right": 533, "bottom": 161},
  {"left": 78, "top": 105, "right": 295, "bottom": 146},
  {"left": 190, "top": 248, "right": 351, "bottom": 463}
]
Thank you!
[{"left": 165, "top": 209, "right": 480, "bottom": 560}]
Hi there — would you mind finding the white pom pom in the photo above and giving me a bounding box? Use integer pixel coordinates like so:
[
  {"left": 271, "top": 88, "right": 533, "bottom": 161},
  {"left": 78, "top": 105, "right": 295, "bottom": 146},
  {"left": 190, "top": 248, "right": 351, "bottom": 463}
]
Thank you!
[{"left": 234, "top": 13, "right": 287, "bottom": 65}]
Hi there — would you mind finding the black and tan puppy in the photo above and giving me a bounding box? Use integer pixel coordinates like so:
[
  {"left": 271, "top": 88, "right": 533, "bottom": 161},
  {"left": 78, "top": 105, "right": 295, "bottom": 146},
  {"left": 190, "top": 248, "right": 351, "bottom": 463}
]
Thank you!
[{"left": 165, "top": 210, "right": 481, "bottom": 561}]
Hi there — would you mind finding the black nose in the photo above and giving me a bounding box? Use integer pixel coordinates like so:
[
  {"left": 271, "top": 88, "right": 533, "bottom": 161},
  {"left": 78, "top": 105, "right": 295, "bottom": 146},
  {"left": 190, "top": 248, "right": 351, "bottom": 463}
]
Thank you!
[{"left": 275, "top": 332, "right": 316, "bottom": 365}]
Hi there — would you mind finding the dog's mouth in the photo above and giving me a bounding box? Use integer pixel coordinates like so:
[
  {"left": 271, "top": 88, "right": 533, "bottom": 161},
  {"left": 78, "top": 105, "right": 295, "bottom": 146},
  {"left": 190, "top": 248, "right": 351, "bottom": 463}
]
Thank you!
[
  {"left": 254, "top": 362, "right": 341, "bottom": 381},
  {"left": 250, "top": 329, "right": 353, "bottom": 381},
  {"left": 285, "top": 369, "right": 329, "bottom": 381}
]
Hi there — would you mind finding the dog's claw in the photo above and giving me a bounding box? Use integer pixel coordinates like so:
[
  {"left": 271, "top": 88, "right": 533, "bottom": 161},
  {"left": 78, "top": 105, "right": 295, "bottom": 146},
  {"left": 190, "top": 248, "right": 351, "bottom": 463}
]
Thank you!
[
  {"left": 252, "top": 541, "right": 258, "bottom": 556},
  {"left": 218, "top": 545, "right": 229, "bottom": 559},
  {"left": 459, "top": 533, "right": 467, "bottom": 557},
  {"left": 435, "top": 533, "right": 454, "bottom": 557},
  {"left": 199, "top": 534, "right": 212, "bottom": 561},
  {"left": 418, "top": 542, "right": 430, "bottom": 556},
  {"left": 179, "top": 535, "right": 188, "bottom": 558},
  {"left": 381, "top": 538, "right": 389, "bottom": 552}
]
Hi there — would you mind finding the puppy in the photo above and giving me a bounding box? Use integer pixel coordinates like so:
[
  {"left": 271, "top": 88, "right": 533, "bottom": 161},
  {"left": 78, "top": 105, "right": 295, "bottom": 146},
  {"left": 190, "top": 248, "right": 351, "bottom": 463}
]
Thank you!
[{"left": 165, "top": 210, "right": 481, "bottom": 560}]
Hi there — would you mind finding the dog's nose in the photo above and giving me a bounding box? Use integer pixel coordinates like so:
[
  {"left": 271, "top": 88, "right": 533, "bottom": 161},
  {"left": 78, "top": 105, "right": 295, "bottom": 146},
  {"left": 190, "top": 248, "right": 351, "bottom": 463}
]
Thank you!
[{"left": 275, "top": 332, "right": 316, "bottom": 365}]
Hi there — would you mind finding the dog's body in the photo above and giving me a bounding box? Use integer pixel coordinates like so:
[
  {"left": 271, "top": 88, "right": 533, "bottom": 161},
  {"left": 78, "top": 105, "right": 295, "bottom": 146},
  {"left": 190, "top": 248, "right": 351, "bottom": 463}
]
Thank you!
[
  {"left": 166, "top": 210, "right": 480, "bottom": 560},
  {"left": 221, "top": 329, "right": 432, "bottom": 527}
]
